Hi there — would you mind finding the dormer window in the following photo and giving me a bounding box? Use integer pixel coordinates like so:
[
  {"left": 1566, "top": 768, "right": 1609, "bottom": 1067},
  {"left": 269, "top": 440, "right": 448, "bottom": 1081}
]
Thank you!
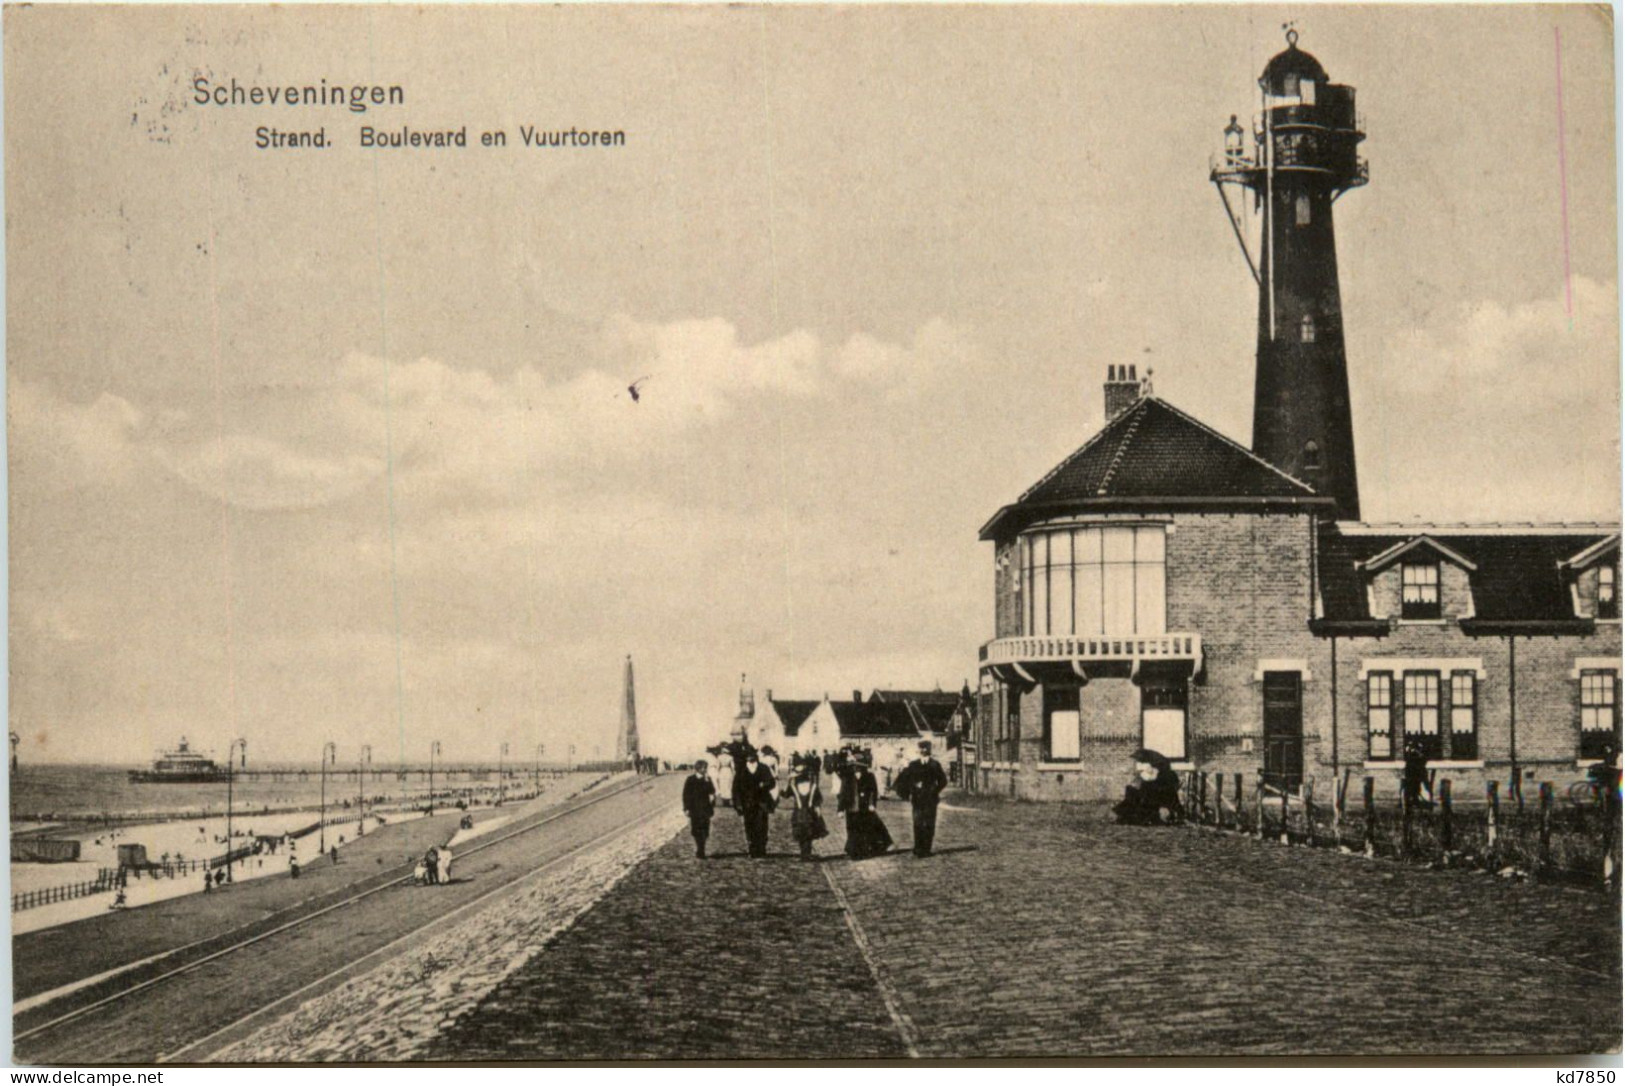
[
  {"left": 1401, "top": 562, "right": 1441, "bottom": 620},
  {"left": 1600, "top": 566, "right": 1617, "bottom": 620}
]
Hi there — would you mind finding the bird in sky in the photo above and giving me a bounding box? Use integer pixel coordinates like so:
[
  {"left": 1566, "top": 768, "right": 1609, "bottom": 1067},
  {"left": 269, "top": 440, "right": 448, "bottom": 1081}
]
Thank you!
[{"left": 627, "top": 375, "right": 651, "bottom": 403}]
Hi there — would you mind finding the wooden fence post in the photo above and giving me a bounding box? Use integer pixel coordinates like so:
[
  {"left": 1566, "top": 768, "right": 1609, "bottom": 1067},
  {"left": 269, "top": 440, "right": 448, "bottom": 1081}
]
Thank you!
[
  {"left": 1254, "top": 775, "right": 1266, "bottom": 840},
  {"left": 1196, "top": 771, "right": 1207, "bottom": 826},
  {"left": 1233, "top": 773, "right": 1243, "bottom": 834},
  {"left": 1304, "top": 778, "right": 1317, "bottom": 848},
  {"left": 1538, "top": 781, "right": 1553, "bottom": 872},
  {"left": 1401, "top": 785, "right": 1414, "bottom": 859},
  {"left": 1363, "top": 776, "right": 1376, "bottom": 858},
  {"left": 1602, "top": 788, "right": 1618, "bottom": 888},
  {"left": 1439, "top": 778, "right": 1454, "bottom": 855}
]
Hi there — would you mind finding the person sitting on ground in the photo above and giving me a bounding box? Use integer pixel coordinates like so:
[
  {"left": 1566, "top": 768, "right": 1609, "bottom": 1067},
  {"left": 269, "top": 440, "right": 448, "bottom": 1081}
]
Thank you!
[
  {"left": 1113, "top": 748, "right": 1184, "bottom": 826},
  {"left": 413, "top": 858, "right": 428, "bottom": 885}
]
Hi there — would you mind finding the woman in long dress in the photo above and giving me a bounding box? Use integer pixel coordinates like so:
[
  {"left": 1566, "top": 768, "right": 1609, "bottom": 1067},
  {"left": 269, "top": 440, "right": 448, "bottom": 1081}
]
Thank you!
[
  {"left": 838, "top": 751, "right": 893, "bottom": 859},
  {"left": 787, "top": 761, "right": 825, "bottom": 861}
]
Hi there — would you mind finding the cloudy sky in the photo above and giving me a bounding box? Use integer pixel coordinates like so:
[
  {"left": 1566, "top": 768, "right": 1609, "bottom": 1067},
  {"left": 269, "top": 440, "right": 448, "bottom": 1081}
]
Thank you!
[{"left": 6, "top": 5, "right": 1617, "bottom": 765}]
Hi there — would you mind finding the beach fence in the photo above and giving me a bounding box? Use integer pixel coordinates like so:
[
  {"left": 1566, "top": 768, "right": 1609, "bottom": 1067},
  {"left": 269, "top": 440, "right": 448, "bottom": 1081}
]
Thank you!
[
  {"left": 11, "top": 868, "right": 120, "bottom": 913},
  {"left": 1180, "top": 768, "right": 1622, "bottom": 886}
]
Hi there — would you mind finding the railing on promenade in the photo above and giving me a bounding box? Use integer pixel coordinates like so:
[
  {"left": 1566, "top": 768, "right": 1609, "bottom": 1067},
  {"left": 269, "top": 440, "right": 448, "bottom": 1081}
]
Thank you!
[
  {"left": 1175, "top": 766, "right": 1622, "bottom": 887},
  {"left": 12, "top": 868, "right": 119, "bottom": 913}
]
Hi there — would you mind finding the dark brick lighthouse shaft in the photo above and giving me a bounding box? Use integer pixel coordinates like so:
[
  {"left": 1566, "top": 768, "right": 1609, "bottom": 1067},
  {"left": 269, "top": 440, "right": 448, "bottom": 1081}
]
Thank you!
[{"left": 1241, "top": 35, "right": 1367, "bottom": 520}]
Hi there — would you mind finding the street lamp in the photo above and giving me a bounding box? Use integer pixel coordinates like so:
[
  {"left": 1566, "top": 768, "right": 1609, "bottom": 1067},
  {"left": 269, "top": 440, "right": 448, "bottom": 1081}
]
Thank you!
[
  {"left": 357, "top": 744, "right": 372, "bottom": 838},
  {"left": 535, "top": 743, "right": 545, "bottom": 788},
  {"left": 568, "top": 743, "right": 575, "bottom": 771},
  {"left": 428, "top": 740, "right": 441, "bottom": 816},
  {"left": 224, "top": 738, "right": 247, "bottom": 883},
  {"left": 498, "top": 742, "right": 510, "bottom": 806},
  {"left": 319, "top": 741, "right": 337, "bottom": 852}
]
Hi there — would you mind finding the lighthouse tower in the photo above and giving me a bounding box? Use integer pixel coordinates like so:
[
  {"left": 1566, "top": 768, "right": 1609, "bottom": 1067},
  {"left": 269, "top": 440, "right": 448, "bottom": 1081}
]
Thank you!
[
  {"left": 1212, "top": 30, "right": 1367, "bottom": 520},
  {"left": 617, "top": 654, "right": 639, "bottom": 764}
]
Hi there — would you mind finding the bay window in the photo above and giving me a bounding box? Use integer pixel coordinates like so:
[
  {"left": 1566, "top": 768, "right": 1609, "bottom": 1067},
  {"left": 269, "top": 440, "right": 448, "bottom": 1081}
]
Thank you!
[{"left": 1020, "top": 524, "right": 1166, "bottom": 636}]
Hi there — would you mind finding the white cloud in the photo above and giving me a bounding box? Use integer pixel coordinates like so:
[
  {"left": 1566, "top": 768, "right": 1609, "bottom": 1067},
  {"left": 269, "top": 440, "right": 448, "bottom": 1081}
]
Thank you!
[
  {"left": 9, "top": 380, "right": 145, "bottom": 485},
  {"left": 1361, "top": 277, "right": 1620, "bottom": 521}
]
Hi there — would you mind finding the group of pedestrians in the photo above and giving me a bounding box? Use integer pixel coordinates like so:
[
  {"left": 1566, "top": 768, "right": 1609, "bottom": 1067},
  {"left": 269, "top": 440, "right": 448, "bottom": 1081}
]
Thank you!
[
  {"left": 415, "top": 845, "right": 453, "bottom": 885},
  {"left": 682, "top": 740, "right": 949, "bottom": 861}
]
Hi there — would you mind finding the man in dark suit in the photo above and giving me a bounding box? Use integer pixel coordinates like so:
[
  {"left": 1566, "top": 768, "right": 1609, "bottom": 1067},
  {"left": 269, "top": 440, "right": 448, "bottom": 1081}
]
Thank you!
[
  {"left": 682, "top": 759, "right": 718, "bottom": 859},
  {"left": 893, "top": 740, "right": 949, "bottom": 857},
  {"left": 736, "top": 751, "right": 777, "bottom": 858}
]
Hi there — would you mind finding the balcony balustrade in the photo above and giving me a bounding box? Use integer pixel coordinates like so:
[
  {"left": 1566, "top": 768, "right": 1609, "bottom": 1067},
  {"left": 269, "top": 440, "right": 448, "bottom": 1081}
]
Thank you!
[{"left": 979, "top": 632, "right": 1202, "bottom": 667}]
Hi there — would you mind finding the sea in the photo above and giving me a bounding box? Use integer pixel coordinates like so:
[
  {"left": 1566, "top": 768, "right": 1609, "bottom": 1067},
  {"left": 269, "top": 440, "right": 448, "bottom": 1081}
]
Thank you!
[{"left": 10, "top": 764, "right": 528, "bottom": 823}]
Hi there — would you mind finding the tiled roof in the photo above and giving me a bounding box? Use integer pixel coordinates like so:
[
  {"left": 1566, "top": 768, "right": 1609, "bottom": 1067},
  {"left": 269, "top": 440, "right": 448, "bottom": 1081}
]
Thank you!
[
  {"left": 1318, "top": 524, "right": 1619, "bottom": 626},
  {"left": 869, "top": 689, "right": 959, "bottom": 706},
  {"left": 981, "top": 397, "right": 1328, "bottom": 540},
  {"left": 908, "top": 700, "right": 958, "bottom": 734},
  {"left": 828, "top": 700, "right": 924, "bottom": 739},
  {"left": 768, "top": 699, "right": 820, "bottom": 737}
]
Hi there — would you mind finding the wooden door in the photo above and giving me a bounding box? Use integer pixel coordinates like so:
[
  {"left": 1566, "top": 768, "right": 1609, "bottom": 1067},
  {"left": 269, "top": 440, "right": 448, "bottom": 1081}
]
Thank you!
[{"left": 1262, "top": 671, "right": 1303, "bottom": 790}]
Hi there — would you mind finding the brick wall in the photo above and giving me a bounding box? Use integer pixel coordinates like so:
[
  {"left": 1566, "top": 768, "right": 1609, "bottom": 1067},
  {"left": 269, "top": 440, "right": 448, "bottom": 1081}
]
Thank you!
[
  {"left": 1325, "top": 623, "right": 1621, "bottom": 794},
  {"left": 983, "top": 510, "right": 1330, "bottom": 799}
]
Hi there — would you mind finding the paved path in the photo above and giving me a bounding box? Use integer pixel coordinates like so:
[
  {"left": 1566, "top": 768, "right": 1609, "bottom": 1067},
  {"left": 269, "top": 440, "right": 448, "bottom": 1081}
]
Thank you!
[
  {"left": 433, "top": 793, "right": 1620, "bottom": 1059},
  {"left": 13, "top": 775, "right": 668, "bottom": 1065}
]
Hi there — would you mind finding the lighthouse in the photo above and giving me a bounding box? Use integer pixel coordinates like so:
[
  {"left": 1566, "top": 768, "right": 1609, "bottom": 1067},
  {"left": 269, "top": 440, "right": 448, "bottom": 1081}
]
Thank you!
[
  {"left": 617, "top": 654, "right": 640, "bottom": 764},
  {"left": 1212, "top": 29, "right": 1367, "bottom": 520}
]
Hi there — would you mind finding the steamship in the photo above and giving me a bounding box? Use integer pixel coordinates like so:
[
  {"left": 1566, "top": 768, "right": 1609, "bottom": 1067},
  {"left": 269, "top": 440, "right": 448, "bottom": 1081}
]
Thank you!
[{"left": 127, "top": 736, "right": 230, "bottom": 784}]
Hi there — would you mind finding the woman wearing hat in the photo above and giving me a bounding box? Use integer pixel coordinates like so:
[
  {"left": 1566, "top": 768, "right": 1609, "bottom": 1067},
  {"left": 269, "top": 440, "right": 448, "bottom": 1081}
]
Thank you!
[
  {"left": 787, "top": 755, "right": 827, "bottom": 861},
  {"left": 1112, "top": 748, "right": 1183, "bottom": 825},
  {"left": 838, "top": 749, "right": 892, "bottom": 859}
]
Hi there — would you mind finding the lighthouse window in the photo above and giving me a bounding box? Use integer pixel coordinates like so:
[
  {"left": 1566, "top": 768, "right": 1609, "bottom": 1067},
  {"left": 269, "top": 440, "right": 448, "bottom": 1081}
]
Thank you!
[
  {"left": 1302, "top": 441, "right": 1322, "bottom": 470},
  {"left": 1283, "top": 73, "right": 1300, "bottom": 97},
  {"left": 1300, "top": 314, "right": 1316, "bottom": 343},
  {"left": 1296, "top": 194, "right": 1311, "bottom": 226}
]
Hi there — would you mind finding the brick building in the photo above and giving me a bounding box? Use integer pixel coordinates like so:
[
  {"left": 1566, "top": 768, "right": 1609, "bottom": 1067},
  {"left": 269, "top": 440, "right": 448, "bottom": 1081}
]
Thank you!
[{"left": 970, "top": 35, "right": 1620, "bottom": 802}]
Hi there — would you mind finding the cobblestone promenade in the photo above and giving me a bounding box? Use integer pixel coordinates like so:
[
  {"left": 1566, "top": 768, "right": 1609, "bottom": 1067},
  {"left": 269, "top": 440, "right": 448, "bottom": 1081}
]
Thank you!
[{"left": 434, "top": 792, "right": 1620, "bottom": 1060}]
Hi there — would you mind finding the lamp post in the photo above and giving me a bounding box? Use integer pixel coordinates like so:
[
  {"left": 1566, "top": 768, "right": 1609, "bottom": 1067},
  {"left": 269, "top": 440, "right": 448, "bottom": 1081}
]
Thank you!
[
  {"left": 224, "top": 738, "right": 247, "bottom": 883},
  {"left": 535, "top": 743, "right": 545, "bottom": 789},
  {"left": 498, "top": 742, "right": 510, "bottom": 806},
  {"left": 428, "top": 740, "right": 441, "bottom": 816},
  {"left": 568, "top": 743, "right": 575, "bottom": 771},
  {"left": 357, "top": 744, "right": 372, "bottom": 838},
  {"left": 319, "top": 741, "right": 337, "bottom": 853}
]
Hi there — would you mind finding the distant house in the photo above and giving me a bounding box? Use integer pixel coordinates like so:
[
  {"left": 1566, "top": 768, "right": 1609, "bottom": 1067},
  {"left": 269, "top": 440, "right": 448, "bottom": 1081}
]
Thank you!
[
  {"left": 737, "top": 692, "right": 819, "bottom": 756},
  {"left": 795, "top": 696, "right": 928, "bottom": 786},
  {"left": 870, "top": 689, "right": 959, "bottom": 756}
]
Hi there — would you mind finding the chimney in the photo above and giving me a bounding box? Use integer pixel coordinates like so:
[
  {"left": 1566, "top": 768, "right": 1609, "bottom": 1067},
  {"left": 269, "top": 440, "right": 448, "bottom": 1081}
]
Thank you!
[
  {"left": 1104, "top": 364, "right": 1141, "bottom": 423},
  {"left": 853, "top": 689, "right": 863, "bottom": 704}
]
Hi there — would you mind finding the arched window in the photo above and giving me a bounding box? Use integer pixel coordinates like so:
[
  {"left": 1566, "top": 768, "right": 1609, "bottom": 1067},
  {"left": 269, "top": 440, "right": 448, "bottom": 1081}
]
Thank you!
[
  {"left": 1300, "top": 314, "right": 1316, "bottom": 343},
  {"left": 1296, "top": 193, "right": 1311, "bottom": 226},
  {"left": 1302, "top": 440, "right": 1322, "bottom": 470}
]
